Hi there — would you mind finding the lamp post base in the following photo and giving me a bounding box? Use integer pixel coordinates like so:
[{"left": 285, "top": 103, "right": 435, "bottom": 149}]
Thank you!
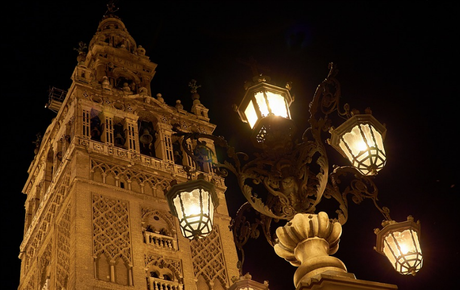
[{"left": 296, "top": 270, "right": 398, "bottom": 290}]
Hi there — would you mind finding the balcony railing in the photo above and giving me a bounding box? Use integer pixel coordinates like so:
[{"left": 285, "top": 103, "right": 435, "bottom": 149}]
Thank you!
[
  {"left": 147, "top": 277, "right": 183, "bottom": 290},
  {"left": 144, "top": 231, "right": 177, "bottom": 250},
  {"left": 77, "top": 137, "right": 227, "bottom": 188}
]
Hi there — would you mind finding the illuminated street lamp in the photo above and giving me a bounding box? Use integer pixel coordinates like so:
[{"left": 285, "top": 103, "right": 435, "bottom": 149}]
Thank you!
[
  {"left": 236, "top": 77, "right": 295, "bottom": 149},
  {"left": 374, "top": 216, "right": 423, "bottom": 276},
  {"left": 329, "top": 112, "right": 387, "bottom": 176},
  {"left": 166, "top": 63, "right": 422, "bottom": 286},
  {"left": 165, "top": 175, "right": 219, "bottom": 239}
]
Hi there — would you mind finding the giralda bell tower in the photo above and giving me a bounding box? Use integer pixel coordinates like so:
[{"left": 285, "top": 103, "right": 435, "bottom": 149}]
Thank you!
[{"left": 18, "top": 8, "right": 241, "bottom": 290}]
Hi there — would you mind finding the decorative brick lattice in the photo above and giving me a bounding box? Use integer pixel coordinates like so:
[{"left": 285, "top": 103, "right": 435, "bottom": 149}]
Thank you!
[
  {"left": 22, "top": 172, "right": 70, "bottom": 276},
  {"left": 23, "top": 270, "right": 36, "bottom": 290},
  {"left": 92, "top": 194, "right": 132, "bottom": 264},
  {"left": 39, "top": 242, "right": 53, "bottom": 289},
  {"left": 191, "top": 226, "right": 228, "bottom": 288},
  {"left": 56, "top": 203, "right": 71, "bottom": 289}
]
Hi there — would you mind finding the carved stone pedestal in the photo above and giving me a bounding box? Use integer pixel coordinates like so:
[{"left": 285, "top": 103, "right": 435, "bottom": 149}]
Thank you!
[
  {"left": 274, "top": 212, "right": 347, "bottom": 288},
  {"left": 296, "top": 270, "right": 398, "bottom": 290}
]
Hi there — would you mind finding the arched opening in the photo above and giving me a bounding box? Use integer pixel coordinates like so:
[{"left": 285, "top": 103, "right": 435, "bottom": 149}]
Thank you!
[
  {"left": 90, "top": 110, "right": 102, "bottom": 142},
  {"left": 113, "top": 121, "right": 126, "bottom": 148},
  {"left": 95, "top": 254, "right": 111, "bottom": 282},
  {"left": 138, "top": 120, "right": 157, "bottom": 157},
  {"left": 114, "top": 258, "right": 129, "bottom": 286},
  {"left": 196, "top": 275, "right": 209, "bottom": 290},
  {"left": 150, "top": 271, "right": 160, "bottom": 278}
]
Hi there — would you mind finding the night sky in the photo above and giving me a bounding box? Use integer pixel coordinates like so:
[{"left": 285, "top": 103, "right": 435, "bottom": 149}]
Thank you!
[{"left": 2, "top": 1, "right": 458, "bottom": 289}]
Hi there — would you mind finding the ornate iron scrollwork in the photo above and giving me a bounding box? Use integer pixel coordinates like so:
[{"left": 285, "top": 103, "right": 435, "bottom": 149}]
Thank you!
[{"left": 172, "top": 63, "right": 391, "bottom": 270}]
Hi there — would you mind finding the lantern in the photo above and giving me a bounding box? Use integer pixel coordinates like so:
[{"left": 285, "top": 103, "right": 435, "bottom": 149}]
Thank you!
[
  {"left": 165, "top": 178, "right": 219, "bottom": 239},
  {"left": 374, "top": 216, "right": 423, "bottom": 275},
  {"left": 329, "top": 114, "right": 386, "bottom": 175},
  {"left": 236, "top": 80, "right": 296, "bottom": 149}
]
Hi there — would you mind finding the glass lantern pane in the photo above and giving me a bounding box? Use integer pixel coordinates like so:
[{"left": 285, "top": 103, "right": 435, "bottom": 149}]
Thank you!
[
  {"left": 396, "top": 229, "right": 418, "bottom": 255},
  {"left": 383, "top": 234, "right": 398, "bottom": 267},
  {"left": 266, "top": 91, "right": 288, "bottom": 118},
  {"left": 412, "top": 230, "right": 421, "bottom": 253},
  {"left": 339, "top": 140, "right": 354, "bottom": 164},
  {"left": 361, "top": 124, "right": 375, "bottom": 150},
  {"left": 182, "top": 189, "right": 202, "bottom": 216},
  {"left": 255, "top": 92, "right": 270, "bottom": 117},
  {"left": 173, "top": 195, "right": 184, "bottom": 220},
  {"left": 209, "top": 199, "right": 215, "bottom": 222},
  {"left": 201, "top": 189, "right": 209, "bottom": 215},
  {"left": 244, "top": 100, "right": 258, "bottom": 129},
  {"left": 342, "top": 125, "right": 368, "bottom": 157},
  {"left": 370, "top": 125, "right": 386, "bottom": 155}
]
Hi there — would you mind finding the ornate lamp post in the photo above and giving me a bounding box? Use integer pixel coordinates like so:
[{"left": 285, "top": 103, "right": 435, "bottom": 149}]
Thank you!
[{"left": 165, "top": 63, "right": 422, "bottom": 288}]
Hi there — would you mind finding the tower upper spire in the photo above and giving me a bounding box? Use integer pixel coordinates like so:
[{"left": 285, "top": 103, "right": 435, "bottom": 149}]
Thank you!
[
  {"left": 104, "top": 0, "right": 120, "bottom": 19},
  {"left": 89, "top": 14, "right": 137, "bottom": 53},
  {"left": 76, "top": 7, "right": 156, "bottom": 96}
]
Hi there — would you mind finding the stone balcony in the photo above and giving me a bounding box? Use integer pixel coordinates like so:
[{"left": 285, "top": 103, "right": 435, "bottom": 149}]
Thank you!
[{"left": 144, "top": 231, "right": 178, "bottom": 251}]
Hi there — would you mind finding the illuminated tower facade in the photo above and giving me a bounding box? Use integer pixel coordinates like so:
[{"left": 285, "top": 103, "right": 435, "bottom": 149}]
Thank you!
[{"left": 18, "top": 11, "right": 239, "bottom": 290}]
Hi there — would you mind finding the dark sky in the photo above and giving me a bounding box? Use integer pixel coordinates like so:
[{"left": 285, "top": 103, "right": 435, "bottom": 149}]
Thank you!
[{"left": 2, "top": 1, "right": 458, "bottom": 289}]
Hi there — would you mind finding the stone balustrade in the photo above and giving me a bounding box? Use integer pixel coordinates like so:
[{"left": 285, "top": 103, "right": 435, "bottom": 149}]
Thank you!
[
  {"left": 147, "top": 277, "right": 183, "bottom": 290},
  {"left": 144, "top": 231, "right": 177, "bottom": 250}
]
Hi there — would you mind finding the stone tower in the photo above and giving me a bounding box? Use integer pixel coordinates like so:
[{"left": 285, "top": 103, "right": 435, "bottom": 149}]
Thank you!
[{"left": 18, "top": 11, "right": 239, "bottom": 290}]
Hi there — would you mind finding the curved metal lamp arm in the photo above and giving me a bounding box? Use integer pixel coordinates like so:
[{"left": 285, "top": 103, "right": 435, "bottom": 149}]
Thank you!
[
  {"left": 306, "top": 62, "right": 351, "bottom": 129},
  {"left": 230, "top": 201, "right": 280, "bottom": 275},
  {"left": 172, "top": 126, "right": 299, "bottom": 220},
  {"left": 327, "top": 166, "right": 392, "bottom": 224},
  {"left": 301, "top": 62, "right": 353, "bottom": 213},
  {"left": 230, "top": 202, "right": 263, "bottom": 275}
]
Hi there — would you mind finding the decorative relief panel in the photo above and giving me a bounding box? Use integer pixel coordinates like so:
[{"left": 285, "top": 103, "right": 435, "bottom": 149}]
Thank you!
[
  {"left": 191, "top": 226, "right": 229, "bottom": 289},
  {"left": 92, "top": 194, "right": 132, "bottom": 264},
  {"left": 92, "top": 194, "right": 134, "bottom": 285},
  {"left": 90, "top": 159, "right": 171, "bottom": 196}
]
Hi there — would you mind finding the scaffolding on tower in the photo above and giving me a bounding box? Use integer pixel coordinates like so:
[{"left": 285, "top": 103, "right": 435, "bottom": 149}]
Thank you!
[{"left": 45, "top": 87, "right": 67, "bottom": 113}]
